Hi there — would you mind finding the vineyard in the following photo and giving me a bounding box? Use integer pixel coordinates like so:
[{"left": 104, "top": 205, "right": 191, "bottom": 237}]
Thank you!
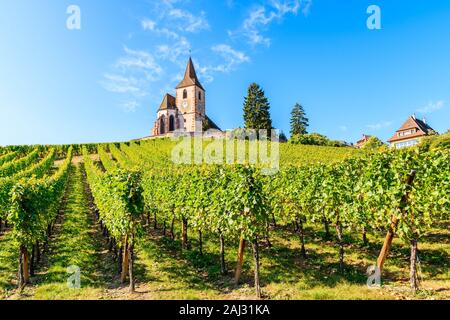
[{"left": 0, "top": 140, "right": 448, "bottom": 300}]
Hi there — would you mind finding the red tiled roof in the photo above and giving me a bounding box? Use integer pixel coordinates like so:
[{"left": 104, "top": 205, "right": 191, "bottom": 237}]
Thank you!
[
  {"left": 356, "top": 134, "right": 372, "bottom": 145},
  {"left": 388, "top": 116, "right": 435, "bottom": 143}
]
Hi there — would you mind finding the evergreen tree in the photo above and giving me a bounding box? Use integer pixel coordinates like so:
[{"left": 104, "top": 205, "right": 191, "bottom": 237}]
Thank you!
[
  {"left": 290, "top": 103, "right": 309, "bottom": 136},
  {"left": 243, "top": 83, "right": 273, "bottom": 132}
]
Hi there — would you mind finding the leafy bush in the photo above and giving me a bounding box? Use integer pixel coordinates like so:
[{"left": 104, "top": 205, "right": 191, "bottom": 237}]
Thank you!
[
  {"left": 419, "top": 131, "right": 450, "bottom": 151},
  {"left": 431, "top": 132, "right": 450, "bottom": 150},
  {"left": 361, "top": 136, "right": 387, "bottom": 151},
  {"left": 289, "top": 133, "right": 348, "bottom": 147}
]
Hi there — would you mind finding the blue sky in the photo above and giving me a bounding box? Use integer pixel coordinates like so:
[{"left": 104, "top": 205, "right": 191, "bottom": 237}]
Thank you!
[{"left": 1, "top": 0, "right": 449, "bottom": 146}]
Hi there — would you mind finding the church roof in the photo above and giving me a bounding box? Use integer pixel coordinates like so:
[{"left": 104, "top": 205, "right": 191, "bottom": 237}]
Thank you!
[
  {"left": 158, "top": 94, "right": 177, "bottom": 111},
  {"left": 206, "top": 116, "right": 221, "bottom": 131},
  {"left": 176, "top": 57, "right": 205, "bottom": 91}
]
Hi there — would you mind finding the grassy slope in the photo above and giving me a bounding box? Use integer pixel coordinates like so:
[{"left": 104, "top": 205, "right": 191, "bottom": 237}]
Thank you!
[
  {"left": 4, "top": 215, "right": 448, "bottom": 300},
  {"left": 260, "top": 223, "right": 449, "bottom": 300},
  {"left": 125, "top": 220, "right": 449, "bottom": 300}
]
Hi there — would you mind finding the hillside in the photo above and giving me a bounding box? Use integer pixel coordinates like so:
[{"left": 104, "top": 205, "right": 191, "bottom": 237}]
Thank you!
[{"left": 0, "top": 141, "right": 448, "bottom": 300}]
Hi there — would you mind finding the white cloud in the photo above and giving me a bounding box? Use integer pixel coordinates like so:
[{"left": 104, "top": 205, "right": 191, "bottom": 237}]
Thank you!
[
  {"left": 155, "top": 37, "right": 191, "bottom": 65},
  {"left": 211, "top": 44, "right": 250, "bottom": 72},
  {"left": 168, "top": 9, "right": 209, "bottom": 33},
  {"left": 231, "top": 0, "right": 309, "bottom": 46},
  {"left": 194, "top": 45, "right": 250, "bottom": 83},
  {"left": 241, "top": 7, "right": 273, "bottom": 46},
  {"left": 302, "top": 0, "right": 312, "bottom": 16},
  {"left": 417, "top": 100, "right": 445, "bottom": 114},
  {"left": 142, "top": 19, "right": 180, "bottom": 40},
  {"left": 141, "top": 3, "right": 202, "bottom": 68},
  {"left": 141, "top": 19, "right": 156, "bottom": 31},
  {"left": 141, "top": 3, "right": 209, "bottom": 35},
  {"left": 366, "top": 121, "right": 392, "bottom": 130},
  {"left": 272, "top": 0, "right": 302, "bottom": 15},
  {"left": 196, "top": 67, "right": 215, "bottom": 83},
  {"left": 101, "top": 47, "right": 165, "bottom": 110},
  {"left": 103, "top": 0, "right": 259, "bottom": 111},
  {"left": 121, "top": 100, "right": 140, "bottom": 112},
  {"left": 117, "top": 47, "right": 163, "bottom": 81},
  {"left": 101, "top": 74, "right": 143, "bottom": 95}
]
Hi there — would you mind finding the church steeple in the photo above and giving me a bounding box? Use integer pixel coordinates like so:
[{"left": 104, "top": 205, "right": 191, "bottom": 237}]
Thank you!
[
  {"left": 176, "top": 57, "right": 205, "bottom": 91},
  {"left": 150, "top": 56, "right": 221, "bottom": 137}
]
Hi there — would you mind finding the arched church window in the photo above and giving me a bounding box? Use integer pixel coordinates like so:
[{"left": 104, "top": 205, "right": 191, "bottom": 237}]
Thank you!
[
  {"left": 159, "top": 116, "right": 165, "bottom": 135},
  {"left": 198, "top": 91, "right": 202, "bottom": 101},
  {"left": 183, "top": 89, "right": 187, "bottom": 99},
  {"left": 169, "top": 115, "right": 175, "bottom": 132}
]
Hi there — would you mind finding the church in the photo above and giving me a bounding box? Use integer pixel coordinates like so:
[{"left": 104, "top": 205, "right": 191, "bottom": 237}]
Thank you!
[{"left": 150, "top": 57, "right": 221, "bottom": 137}]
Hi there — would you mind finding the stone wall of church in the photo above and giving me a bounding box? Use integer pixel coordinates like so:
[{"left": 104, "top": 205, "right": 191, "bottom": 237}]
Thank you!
[
  {"left": 153, "top": 109, "right": 181, "bottom": 135},
  {"left": 176, "top": 86, "right": 205, "bottom": 133}
]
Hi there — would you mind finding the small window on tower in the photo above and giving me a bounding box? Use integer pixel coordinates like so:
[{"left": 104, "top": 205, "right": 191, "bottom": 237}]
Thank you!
[
  {"left": 183, "top": 89, "right": 187, "bottom": 99},
  {"left": 198, "top": 91, "right": 202, "bottom": 100}
]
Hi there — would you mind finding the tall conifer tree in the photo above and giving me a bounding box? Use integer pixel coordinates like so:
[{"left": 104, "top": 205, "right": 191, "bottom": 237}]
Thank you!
[
  {"left": 290, "top": 103, "right": 309, "bottom": 136},
  {"left": 243, "top": 83, "right": 273, "bottom": 133}
]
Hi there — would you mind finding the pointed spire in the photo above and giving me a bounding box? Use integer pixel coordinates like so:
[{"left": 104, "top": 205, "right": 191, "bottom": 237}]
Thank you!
[{"left": 176, "top": 57, "right": 205, "bottom": 91}]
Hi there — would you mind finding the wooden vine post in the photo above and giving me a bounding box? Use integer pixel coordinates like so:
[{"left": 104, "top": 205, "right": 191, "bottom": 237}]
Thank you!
[
  {"left": 19, "top": 245, "right": 30, "bottom": 287},
  {"left": 182, "top": 218, "right": 188, "bottom": 249},
  {"left": 376, "top": 170, "right": 416, "bottom": 272},
  {"left": 251, "top": 238, "right": 261, "bottom": 299},
  {"left": 219, "top": 234, "right": 226, "bottom": 275},
  {"left": 121, "top": 236, "right": 129, "bottom": 283},
  {"left": 128, "top": 238, "right": 135, "bottom": 293},
  {"left": 234, "top": 236, "right": 246, "bottom": 284}
]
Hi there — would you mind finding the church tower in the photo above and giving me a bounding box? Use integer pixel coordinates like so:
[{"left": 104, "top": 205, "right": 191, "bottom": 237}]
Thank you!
[
  {"left": 175, "top": 57, "right": 206, "bottom": 132},
  {"left": 150, "top": 57, "right": 220, "bottom": 138}
]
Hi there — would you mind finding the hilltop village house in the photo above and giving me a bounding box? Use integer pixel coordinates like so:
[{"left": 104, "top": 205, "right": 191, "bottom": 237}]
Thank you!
[
  {"left": 388, "top": 114, "right": 436, "bottom": 149},
  {"left": 355, "top": 134, "right": 372, "bottom": 149},
  {"left": 150, "top": 57, "right": 220, "bottom": 137}
]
